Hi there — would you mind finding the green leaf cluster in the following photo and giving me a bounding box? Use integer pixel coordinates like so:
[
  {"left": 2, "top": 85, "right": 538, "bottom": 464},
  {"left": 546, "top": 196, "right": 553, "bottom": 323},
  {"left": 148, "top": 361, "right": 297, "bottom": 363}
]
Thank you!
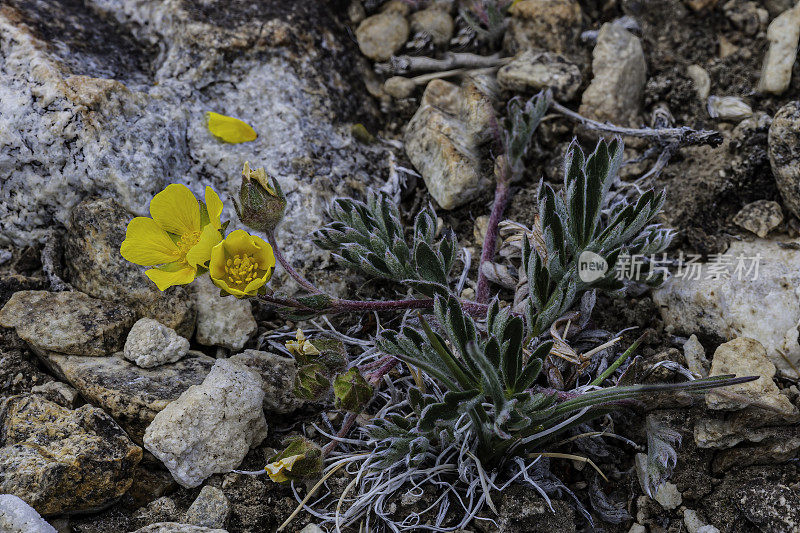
[{"left": 312, "top": 191, "right": 458, "bottom": 297}]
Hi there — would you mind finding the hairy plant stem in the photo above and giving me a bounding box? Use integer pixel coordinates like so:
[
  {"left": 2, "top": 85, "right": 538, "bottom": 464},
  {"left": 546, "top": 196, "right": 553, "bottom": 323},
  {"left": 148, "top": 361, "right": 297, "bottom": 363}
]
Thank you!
[
  {"left": 266, "top": 230, "right": 320, "bottom": 294},
  {"left": 549, "top": 100, "right": 722, "bottom": 147},
  {"left": 476, "top": 158, "right": 511, "bottom": 304}
]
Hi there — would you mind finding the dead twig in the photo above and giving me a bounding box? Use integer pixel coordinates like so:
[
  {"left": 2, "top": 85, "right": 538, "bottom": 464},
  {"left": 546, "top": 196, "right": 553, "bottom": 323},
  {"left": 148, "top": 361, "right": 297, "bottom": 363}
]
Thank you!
[{"left": 375, "top": 52, "right": 510, "bottom": 75}]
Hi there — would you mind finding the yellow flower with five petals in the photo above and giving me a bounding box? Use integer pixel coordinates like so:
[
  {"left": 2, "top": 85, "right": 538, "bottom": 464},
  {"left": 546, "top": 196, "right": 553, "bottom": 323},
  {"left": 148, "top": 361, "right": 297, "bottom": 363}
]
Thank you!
[
  {"left": 120, "top": 184, "right": 223, "bottom": 291},
  {"left": 209, "top": 230, "right": 275, "bottom": 298}
]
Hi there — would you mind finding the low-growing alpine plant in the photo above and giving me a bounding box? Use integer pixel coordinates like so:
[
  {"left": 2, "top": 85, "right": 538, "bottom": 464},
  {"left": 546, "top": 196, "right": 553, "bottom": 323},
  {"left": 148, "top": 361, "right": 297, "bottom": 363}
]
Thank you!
[{"left": 120, "top": 92, "right": 754, "bottom": 531}]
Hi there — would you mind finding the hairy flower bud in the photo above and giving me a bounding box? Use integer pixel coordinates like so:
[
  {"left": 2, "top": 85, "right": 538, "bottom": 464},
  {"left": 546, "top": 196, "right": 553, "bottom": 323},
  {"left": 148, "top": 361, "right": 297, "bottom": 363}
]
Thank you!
[
  {"left": 333, "top": 368, "right": 373, "bottom": 412},
  {"left": 236, "top": 161, "right": 286, "bottom": 232},
  {"left": 293, "top": 363, "right": 330, "bottom": 401},
  {"left": 266, "top": 437, "right": 322, "bottom": 482}
]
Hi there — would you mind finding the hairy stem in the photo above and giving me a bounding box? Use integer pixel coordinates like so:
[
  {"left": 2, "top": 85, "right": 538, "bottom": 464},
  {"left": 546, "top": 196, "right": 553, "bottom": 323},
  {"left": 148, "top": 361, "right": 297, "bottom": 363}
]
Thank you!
[
  {"left": 476, "top": 158, "right": 511, "bottom": 304},
  {"left": 266, "top": 231, "right": 321, "bottom": 294},
  {"left": 549, "top": 100, "right": 722, "bottom": 147},
  {"left": 331, "top": 297, "right": 489, "bottom": 318},
  {"left": 375, "top": 52, "right": 509, "bottom": 75}
]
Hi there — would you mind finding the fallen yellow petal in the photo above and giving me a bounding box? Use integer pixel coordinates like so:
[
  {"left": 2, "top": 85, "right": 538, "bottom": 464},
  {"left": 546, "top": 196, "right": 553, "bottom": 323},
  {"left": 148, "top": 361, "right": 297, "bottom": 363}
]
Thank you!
[
  {"left": 206, "top": 111, "right": 257, "bottom": 143},
  {"left": 265, "top": 454, "right": 305, "bottom": 483}
]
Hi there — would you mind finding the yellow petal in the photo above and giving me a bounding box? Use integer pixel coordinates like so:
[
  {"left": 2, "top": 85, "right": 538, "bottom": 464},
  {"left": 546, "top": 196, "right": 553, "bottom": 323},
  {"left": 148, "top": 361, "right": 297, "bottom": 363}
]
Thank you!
[
  {"left": 265, "top": 454, "right": 304, "bottom": 482},
  {"left": 206, "top": 112, "right": 257, "bottom": 143},
  {"left": 145, "top": 264, "right": 196, "bottom": 291},
  {"left": 205, "top": 187, "right": 223, "bottom": 230},
  {"left": 186, "top": 225, "right": 223, "bottom": 268},
  {"left": 210, "top": 276, "right": 249, "bottom": 298},
  {"left": 120, "top": 217, "right": 179, "bottom": 266},
  {"left": 249, "top": 235, "right": 275, "bottom": 269},
  {"left": 243, "top": 274, "right": 269, "bottom": 295},
  {"left": 208, "top": 242, "right": 228, "bottom": 280},
  {"left": 221, "top": 229, "right": 254, "bottom": 255},
  {"left": 150, "top": 184, "right": 201, "bottom": 236}
]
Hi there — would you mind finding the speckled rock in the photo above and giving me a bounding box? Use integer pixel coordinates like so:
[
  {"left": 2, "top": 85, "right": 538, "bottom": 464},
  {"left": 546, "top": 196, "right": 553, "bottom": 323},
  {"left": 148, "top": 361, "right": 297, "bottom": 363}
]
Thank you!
[
  {"left": 732, "top": 200, "right": 783, "bottom": 238},
  {"left": 654, "top": 482, "right": 682, "bottom": 510},
  {"left": 769, "top": 101, "right": 800, "bottom": 218},
  {"left": 579, "top": 22, "right": 646, "bottom": 127},
  {"left": 736, "top": 481, "right": 800, "bottom": 533},
  {"left": 33, "top": 350, "right": 214, "bottom": 444},
  {"left": 0, "top": 394, "right": 142, "bottom": 515},
  {"left": 0, "top": 494, "right": 57, "bottom": 533},
  {"left": 493, "top": 485, "right": 576, "bottom": 532},
  {"left": 653, "top": 240, "right": 800, "bottom": 377},
  {"left": 30, "top": 380, "right": 79, "bottom": 408},
  {"left": 184, "top": 486, "right": 230, "bottom": 529},
  {"left": 355, "top": 12, "right": 409, "bottom": 61},
  {"left": 130, "top": 524, "right": 228, "bottom": 533},
  {"left": 64, "top": 198, "right": 196, "bottom": 337},
  {"left": 0, "top": 290, "right": 135, "bottom": 356},
  {"left": 0, "top": 0, "right": 386, "bottom": 294},
  {"left": 144, "top": 359, "right": 267, "bottom": 488},
  {"left": 504, "top": 0, "right": 584, "bottom": 56},
  {"left": 758, "top": 3, "right": 800, "bottom": 95},
  {"left": 404, "top": 76, "right": 496, "bottom": 210},
  {"left": 409, "top": 7, "right": 454, "bottom": 47},
  {"left": 124, "top": 318, "right": 190, "bottom": 368},
  {"left": 497, "top": 50, "right": 581, "bottom": 100},
  {"left": 706, "top": 338, "right": 796, "bottom": 415},
  {"left": 229, "top": 349, "right": 304, "bottom": 414},
  {"left": 193, "top": 276, "right": 256, "bottom": 351}
]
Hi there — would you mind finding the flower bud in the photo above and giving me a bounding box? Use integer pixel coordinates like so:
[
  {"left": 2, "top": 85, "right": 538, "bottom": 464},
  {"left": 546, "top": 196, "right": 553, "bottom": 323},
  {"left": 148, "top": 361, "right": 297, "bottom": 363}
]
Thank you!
[
  {"left": 266, "top": 437, "right": 323, "bottom": 482},
  {"left": 293, "top": 363, "right": 330, "bottom": 401},
  {"left": 236, "top": 162, "right": 286, "bottom": 232},
  {"left": 333, "top": 368, "right": 373, "bottom": 413}
]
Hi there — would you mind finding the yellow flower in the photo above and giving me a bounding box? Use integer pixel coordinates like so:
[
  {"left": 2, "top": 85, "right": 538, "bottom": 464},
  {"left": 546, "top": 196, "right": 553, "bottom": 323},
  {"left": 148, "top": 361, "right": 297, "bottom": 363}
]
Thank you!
[
  {"left": 121, "top": 184, "right": 223, "bottom": 291},
  {"left": 209, "top": 230, "right": 275, "bottom": 297},
  {"left": 285, "top": 329, "right": 320, "bottom": 358},
  {"left": 206, "top": 112, "right": 257, "bottom": 143},
  {"left": 264, "top": 454, "right": 304, "bottom": 483}
]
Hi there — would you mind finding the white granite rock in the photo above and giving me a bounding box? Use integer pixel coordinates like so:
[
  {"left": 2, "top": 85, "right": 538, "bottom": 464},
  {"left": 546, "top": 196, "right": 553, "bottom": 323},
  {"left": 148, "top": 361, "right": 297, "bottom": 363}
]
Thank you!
[
  {"left": 758, "top": 3, "right": 800, "bottom": 94},
  {"left": 580, "top": 22, "right": 646, "bottom": 126},
  {"left": 769, "top": 101, "right": 800, "bottom": 219},
  {"left": 0, "top": 494, "right": 57, "bottom": 533},
  {"left": 654, "top": 482, "right": 682, "bottom": 510},
  {"left": 194, "top": 276, "right": 257, "bottom": 351},
  {"left": 683, "top": 334, "right": 710, "bottom": 378},
  {"left": 355, "top": 12, "right": 409, "bottom": 61},
  {"left": 653, "top": 240, "right": 800, "bottom": 377},
  {"left": 144, "top": 359, "right": 268, "bottom": 488},
  {"left": 0, "top": 1, "right": 387, "bottom": 292},
  {"left": 124, "top": 318, "right": 190, "bottom": 368}
]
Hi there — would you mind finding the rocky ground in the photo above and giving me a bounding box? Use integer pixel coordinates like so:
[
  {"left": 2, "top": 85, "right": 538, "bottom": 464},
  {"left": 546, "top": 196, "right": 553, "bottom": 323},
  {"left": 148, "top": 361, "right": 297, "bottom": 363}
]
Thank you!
[{"left": 2, "top": 0, "right": 800, "bottom": 532}]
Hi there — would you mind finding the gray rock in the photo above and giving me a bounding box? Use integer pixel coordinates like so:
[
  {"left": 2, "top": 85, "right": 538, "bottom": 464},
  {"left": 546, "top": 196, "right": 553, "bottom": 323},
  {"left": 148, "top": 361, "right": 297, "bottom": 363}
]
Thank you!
[
  {"left": 758, "top": 3, "right": 800, "bottom": 94},
  {"left": 707, "top": 95, "right": 753, "bottom": 121},
  {"left": 299, "top": 526, "right": 325, "bottom": 533},
  {"left": 706, "top": 338, "right": 796, "bottom": 415},
  {"left": 229, "top": 350, "right": 304, "bottom": 414},
  {"left": 0, "top": 1, "right": 386, "bottom": 293},
  {"left": 492, "top": 485, "right": 576, "bottom": 532},
  {"left": 34, "top": 350, "right": 215, "bottom": 444},
  {"left": 0, "top": 394, "right": 142, "bottom": 515},
  {"left": 695, "top": 416, "right": 800, "bottom": 450},
  {"left": 124, "top": 318, "right": 190, "bottom": 368},
  {"left": 710, "top": 430, "right": 800, "bottom": 473},
  {"left": 404, "top": 76, "right": 496, "bottom": 209},
  {"left": 654, "top": 482, "right": 682, "bottom": 510},
  {"left": 652, "top": 240, "right": 800, "bottom": 377},
  {"left": 504, "top": 0, "right": 584, "bottom": 56},
  {"left": 497, "top": 50, "right": 582, "bottom": 100},
  {"left": 130, "top": 524, "right": 227, "bottom": 533},
  {"left": 580, "top": 22, "right": 646, "bottom": 127},
  {"left": 683, "top": 334, "right": 710, "bottom": 378},
  {"left": 65, "top": 198, "right": 196, "bottom": 337},
  {"left": 409, "top": 8, "right": 454, "bottom": 47},
  {"left": 732, "top": 200, "right": 783, "bottom": 238},
  {"left": 194, "top": 276, "right": 256, "bottom": 351},
  {"left": 736, "top": 481, "right": 800, "bottom": 533},
  {"left": 769, "top": 101, "right": 800, "bottom": 219},
  {"left": 0, "top": 290, "right": 135, "bottom": 357},
  {"left": 355, "top": 12, "right": 409, "bottom": 61},
  {"left": 31, "top": 380, "right": 80, "bottom": 408},
  {"left": 184, "top": 486, "right": 230, "bottom": 529},
  {"left": 0, "top": 494, "right": 57, "bottom": 533},
  {"left": 134, "top": 496, "right": 182, "bottom": 526},
  {"left": 144, "top": 359, "right": 267, "bottom": 488}
]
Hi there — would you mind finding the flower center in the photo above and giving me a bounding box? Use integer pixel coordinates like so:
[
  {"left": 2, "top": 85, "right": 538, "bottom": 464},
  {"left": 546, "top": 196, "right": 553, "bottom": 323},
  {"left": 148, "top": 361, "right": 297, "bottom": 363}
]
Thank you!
[
  {"left": 176, "top": 230, "right": 203, "bottom": 258},
  {"left": 225, "top": 254, "right": 260, "bottom": 286}
]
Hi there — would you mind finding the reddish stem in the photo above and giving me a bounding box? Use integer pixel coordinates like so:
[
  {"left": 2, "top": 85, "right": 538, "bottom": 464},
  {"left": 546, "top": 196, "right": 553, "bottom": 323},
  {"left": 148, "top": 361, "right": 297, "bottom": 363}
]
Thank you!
[
  {"left": 476, "top": 160, "right": 511, "bottom": 304},
  {"left": 266, "top": 231, "right": 320, "bottom": 294}
]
